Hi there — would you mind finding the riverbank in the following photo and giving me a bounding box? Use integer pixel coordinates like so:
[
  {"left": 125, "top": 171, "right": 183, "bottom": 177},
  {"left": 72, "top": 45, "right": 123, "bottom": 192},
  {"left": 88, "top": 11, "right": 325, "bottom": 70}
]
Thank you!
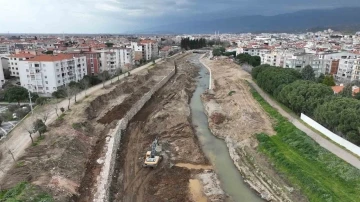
[{"left": 200, "top": 57, "right": 307, "bottom": 201}]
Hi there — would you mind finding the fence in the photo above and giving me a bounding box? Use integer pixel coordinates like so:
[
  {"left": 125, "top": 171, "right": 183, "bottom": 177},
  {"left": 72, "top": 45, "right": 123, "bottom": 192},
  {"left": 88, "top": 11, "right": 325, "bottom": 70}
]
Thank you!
[
  {"left": 93, "top": 67, "right": 176, "bottom": 202},
  {"left": 300, "top": 113, "right": 360, "bottom": 157}
]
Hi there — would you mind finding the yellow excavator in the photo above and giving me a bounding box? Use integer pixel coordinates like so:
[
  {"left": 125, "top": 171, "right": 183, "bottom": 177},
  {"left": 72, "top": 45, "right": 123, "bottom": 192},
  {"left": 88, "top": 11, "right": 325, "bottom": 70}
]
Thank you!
[{"left": 143, "top": 138, "right": 162, "bottom": 168}]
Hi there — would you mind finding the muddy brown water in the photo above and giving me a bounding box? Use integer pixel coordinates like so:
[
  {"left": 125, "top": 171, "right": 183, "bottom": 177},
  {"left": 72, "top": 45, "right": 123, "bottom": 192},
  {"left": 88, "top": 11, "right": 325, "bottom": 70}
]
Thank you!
[{"left": 190, "top": 54, "right": 263, "bottom": 202}]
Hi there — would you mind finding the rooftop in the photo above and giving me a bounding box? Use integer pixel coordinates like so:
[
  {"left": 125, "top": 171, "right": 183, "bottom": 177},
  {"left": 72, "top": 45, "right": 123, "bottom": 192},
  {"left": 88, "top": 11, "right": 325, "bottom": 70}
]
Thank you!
[{"left": 27, "top": 54, "right": 74, "bottom": 62}]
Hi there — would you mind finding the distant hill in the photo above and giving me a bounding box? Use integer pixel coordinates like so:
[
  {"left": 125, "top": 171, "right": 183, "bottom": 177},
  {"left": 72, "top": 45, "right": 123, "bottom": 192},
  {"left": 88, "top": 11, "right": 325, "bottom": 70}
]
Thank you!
[{"left": 144, "top": 7, "right": 360, "bottom": 34}]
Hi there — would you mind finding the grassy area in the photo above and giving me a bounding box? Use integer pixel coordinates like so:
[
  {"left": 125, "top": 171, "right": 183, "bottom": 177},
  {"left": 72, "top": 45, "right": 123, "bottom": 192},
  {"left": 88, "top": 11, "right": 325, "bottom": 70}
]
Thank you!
[
  {"left": 251, "top": 89, "right": 360, "bottom": 202},
  {"left": 0, "top": 182, "right": 53, "bottom": 202}
]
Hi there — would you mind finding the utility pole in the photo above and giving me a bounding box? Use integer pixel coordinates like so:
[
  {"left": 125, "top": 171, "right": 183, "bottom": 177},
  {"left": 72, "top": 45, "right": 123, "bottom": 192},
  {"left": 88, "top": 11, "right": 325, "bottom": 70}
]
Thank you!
[{"left": 28, "top": 90, "right": 33, "bottom": 114}]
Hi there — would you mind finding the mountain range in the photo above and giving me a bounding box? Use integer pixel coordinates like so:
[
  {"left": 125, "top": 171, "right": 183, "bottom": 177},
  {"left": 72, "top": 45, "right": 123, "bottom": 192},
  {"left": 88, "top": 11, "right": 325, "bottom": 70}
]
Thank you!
[{"left": 142, "top": 7, "right": 360, "bottom": 34}]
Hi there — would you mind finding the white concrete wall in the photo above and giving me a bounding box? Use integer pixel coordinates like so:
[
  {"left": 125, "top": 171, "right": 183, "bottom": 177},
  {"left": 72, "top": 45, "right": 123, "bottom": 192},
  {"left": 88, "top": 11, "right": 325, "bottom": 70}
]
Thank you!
[
  {"left": 93, "top": 67, "right": 176, "bottom": 202},
  {"left": 300, "top": 113, "right": 360, "bottom": 157}
]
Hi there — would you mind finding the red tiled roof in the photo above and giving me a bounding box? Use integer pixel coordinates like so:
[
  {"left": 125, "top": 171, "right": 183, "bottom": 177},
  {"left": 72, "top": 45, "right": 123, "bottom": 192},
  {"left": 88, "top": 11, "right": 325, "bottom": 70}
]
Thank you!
[
  {"left": 331, "top": 86, "right": 344, "bottom": 94},
  {"left": 27, "top": 54, "right": 74, "bottom": 62},
  {"left": 9, "top": 53, "right": 36, "bottom": 58}
]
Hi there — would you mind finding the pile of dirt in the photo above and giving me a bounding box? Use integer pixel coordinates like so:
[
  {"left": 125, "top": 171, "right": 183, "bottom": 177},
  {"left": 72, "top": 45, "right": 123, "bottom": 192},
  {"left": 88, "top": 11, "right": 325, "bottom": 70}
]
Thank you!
[
  {"left": 109, "top": 54, "right": 217, "bottom": 202},
  {"left": 201, "top": 57, "right": 307, "bottom": 202}
]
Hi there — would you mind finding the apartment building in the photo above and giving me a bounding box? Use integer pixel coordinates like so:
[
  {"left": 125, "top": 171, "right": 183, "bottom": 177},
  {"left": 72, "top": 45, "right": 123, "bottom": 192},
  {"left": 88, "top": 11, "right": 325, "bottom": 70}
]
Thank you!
[
  {"left": 71, "top": 52, "right": 101, "bottom": 75},
  {"left": 8, "top": 53, "right": 35, "bottom": 77},
  {"left": 0, "top": 44, "right": 10, "bottom": 55},
  {"left": 129, "top": 40, "right": 159, "bottom": 63},
  {"left": 284, "top": 53, "right": 325, "bottom": 76},
  {"left": 98, "top": 48, "right": 133, "bottom": 74},
  {"left": 18, "top": 54, "right": 87, "bottom": 94},
  {"left": 320, "top": 52, "right": 359, "bottom": 81}
]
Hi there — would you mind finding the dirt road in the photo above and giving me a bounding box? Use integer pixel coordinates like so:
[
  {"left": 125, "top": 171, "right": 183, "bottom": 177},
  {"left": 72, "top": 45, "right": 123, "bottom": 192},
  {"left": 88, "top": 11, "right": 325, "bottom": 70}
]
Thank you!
[
  {"left": 109, "top": 54, "right": 225, "bottom": 202},
  {"left": 0, "top": 58, "right": 167, "bottom": 183}
]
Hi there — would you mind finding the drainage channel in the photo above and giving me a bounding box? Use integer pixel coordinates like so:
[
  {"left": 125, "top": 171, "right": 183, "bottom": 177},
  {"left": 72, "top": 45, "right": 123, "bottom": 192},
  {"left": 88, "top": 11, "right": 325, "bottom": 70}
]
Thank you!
[{"left": 189, "top": 54, "right": 263, "bottom": 202}]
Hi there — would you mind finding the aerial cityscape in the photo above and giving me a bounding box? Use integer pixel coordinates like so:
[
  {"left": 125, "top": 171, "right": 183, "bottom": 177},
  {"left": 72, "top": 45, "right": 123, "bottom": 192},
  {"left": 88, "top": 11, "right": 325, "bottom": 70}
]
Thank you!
[{"left": 0, "top": 0, "right": 359, "bottom": 202}]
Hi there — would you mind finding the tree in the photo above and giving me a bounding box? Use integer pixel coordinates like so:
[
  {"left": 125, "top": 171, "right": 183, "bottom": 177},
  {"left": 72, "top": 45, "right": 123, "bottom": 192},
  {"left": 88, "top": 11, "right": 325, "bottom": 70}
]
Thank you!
[
  {"left": 251, "top": 64, "right": 271, "bottom": 79},
  {"left": 35, "top": 97, "right": 48, "bottom": 105},
  {"left": 317, "top": 73, "right": 325, "bottom": 83},
  {"left": 212, "top": 47, "right": 225, "bottom": 56},
  {"left": 257, "top": 67, "right": 302, "bottom": 95},
  {"left": 105, "top": 42, "right": 114, "bottom": 47},
  {"left": 33, "top": 119, "right": 46, "bottom": 137},
  {"left": 277, "top": 80, "right": 334, "bottom": 116},
  {"left": 80, "top": 78, "right": 90, "bottom": 96},
  {"left": 23, "top": 120, "right": 36, "bottom": 144},
  {"left": 322, "top": 75, "right": 336, "bottom": 86},
  {"left": 99, "top": 71, "right": 110, "bottom": 88},
  {"left": 54, "top": 100, "right": 60, "bottom": 117},
  {"left": 4, "top": 86, "right": 28, "bottom": 105},
  {"left": 82, "top": 75, "right": 101, "bottom": 86},
  {"left": 340, "top": 84, "right": 353, "bottom": 98},
  {"left": 354, "top": 92, "right": 360, "bottom": 100},
  {"left": 52, "top": 88, "right": 67, "bottom": 98},
  {"left": 37, "top": 109, "right": 50, "bottom": 124},
  {"left": 301, "top": 65, "right": 315, "bottom": 81},
  {"left": 314, "top": 97, "right": 360, "bottom": 145}
]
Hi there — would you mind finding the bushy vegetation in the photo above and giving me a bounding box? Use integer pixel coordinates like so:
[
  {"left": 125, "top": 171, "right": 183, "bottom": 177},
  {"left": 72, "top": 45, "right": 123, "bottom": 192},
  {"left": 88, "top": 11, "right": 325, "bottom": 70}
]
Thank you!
[
  {"left": 251, "top": 89, "right": 360, "bottom": 202},
  {"left": 314, "top": 97, "right": 360, "bottom": 145},
  {"left": 277, "top": 80, "right": 333, "bottom": 116},
  {"left": 236, "top": 53, "right": 261, "bottom": 67},
  {"left": 180, "top": 38, "right": 207, "bottom": 50},
  {"left": 0, "top": 182, "right": 53, "bottom": 201},
  {"left": 212, "top": 47, "right": 225, "bottom": 56},
  {"left": 252, "top": 64, "right": 360, "bottom": 146},
  {"left": 256, "top": 66, "right": 302, "bottom": 95}
]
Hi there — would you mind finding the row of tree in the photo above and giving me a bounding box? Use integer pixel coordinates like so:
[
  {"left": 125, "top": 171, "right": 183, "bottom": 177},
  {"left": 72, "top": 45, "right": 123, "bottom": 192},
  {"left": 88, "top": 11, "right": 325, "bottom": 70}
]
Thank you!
[
  {"left": 252, "top": 65, "right": 360, "bottom": 145},
  {"left": 180, "top": 38, "right": 207, "bottom": 50}
]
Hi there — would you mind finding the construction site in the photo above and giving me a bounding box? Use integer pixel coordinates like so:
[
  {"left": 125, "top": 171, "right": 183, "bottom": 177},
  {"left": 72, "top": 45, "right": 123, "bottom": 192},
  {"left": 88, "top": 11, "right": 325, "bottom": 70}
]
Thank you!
[
  {"left": 0, "top": 53, "right": 225, "bottom": 202},
  {"left": 0, "top": 52, "right": 311, "bottom": 202}
]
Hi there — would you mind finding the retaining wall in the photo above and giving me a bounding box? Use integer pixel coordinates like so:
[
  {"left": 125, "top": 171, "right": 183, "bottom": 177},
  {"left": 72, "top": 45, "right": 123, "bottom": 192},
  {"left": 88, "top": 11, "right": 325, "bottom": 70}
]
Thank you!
[
  {"left": 199, "top": 53, "right": 213, "bottom": 90},
  {"left": 93, "top": 67, "right": 176, "bottom": 202},
  {"left": 301, "top": 113, "right": 360, "bottom": 157}
]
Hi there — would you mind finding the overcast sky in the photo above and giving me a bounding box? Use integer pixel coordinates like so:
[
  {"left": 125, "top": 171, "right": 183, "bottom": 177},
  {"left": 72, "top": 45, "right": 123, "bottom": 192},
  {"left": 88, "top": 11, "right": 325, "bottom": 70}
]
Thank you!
[{"left": 0, "top": 0, "right": 359, "bottom": 33}]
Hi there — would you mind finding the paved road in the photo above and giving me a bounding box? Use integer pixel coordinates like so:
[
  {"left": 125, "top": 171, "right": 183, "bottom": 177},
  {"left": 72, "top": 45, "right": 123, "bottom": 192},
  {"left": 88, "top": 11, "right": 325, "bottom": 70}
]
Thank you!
[
  {"left": 249, "top": 81, "right": 360, "bottom": 169},
  {"left": 0, "top": 55, "right": 181, "bottom": 181}
]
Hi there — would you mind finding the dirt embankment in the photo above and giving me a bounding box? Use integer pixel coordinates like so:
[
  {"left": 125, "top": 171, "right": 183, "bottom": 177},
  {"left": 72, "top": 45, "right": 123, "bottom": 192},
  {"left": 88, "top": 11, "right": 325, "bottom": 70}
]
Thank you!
[
  {"left": 0, "top": 62, "right": 173, "bottom": 201},
  {"left": 201, "top": 58, "right": 307, "bottom": 202},
  {"left": 109, "top": 55, "right": 226, "bottom": 202}
]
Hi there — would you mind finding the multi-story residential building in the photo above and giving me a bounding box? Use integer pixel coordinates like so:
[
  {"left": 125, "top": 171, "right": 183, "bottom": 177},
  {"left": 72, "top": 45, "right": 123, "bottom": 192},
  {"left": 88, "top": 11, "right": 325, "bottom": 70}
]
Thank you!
[
  {"left": 0, "top": 44, "right": 10, "bottom": 55},
  {"left": 18, "top": 54, "right": 87, "bottom": 94},
  {"left": 71, "top": 52, "right": 101, "bottom": 75},
  {"left": 129, "top": 42, "right": 144, "bottom": 63},
  {"left": 98, "top": 48, "right": 133, "bottom": 73},
  {"left": 8, "top": 53, "right": 35, "bottom": 77},
  {"left": 284, "top": 53, "right": 325, "bottom": 76}
]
